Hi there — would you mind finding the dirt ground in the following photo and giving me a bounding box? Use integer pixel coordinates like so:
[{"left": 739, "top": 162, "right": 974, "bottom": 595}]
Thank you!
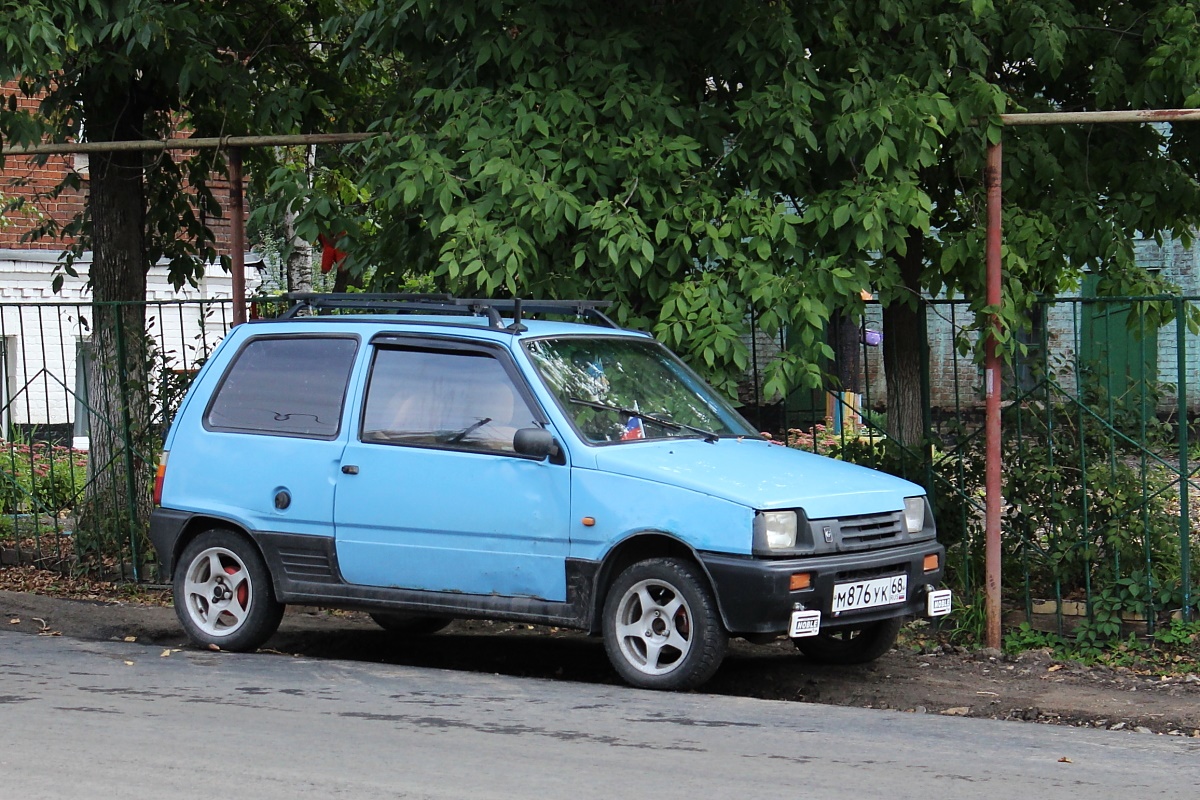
[{"left": 3, "top": 579, "right": 1199, "bottom": 738}]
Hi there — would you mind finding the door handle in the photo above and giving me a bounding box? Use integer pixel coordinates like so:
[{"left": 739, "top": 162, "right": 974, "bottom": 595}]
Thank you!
[{"left": 341, "top": 464, "right": 359, "bottom": 475}]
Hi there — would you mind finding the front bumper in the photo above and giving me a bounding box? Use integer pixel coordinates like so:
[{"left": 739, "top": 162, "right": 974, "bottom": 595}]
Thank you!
[{"left": 699, "top": 540, "right": 946, "bottom": 635}]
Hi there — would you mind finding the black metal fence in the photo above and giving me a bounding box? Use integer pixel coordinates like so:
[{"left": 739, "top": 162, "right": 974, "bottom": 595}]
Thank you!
[
  {"left": 2, "top": 295, "right": 1196, "bottom": 643},
  {"left": 770, "top": 295, "right": 1199, "bottom": 639},
  {"left": 0, "top": 299, "right": 234, "bottom": 581}
]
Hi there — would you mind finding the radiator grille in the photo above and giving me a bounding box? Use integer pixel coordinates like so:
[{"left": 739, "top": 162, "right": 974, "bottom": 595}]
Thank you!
[{"left": 838, "top": 512, "right": 904, "bottom": 549}]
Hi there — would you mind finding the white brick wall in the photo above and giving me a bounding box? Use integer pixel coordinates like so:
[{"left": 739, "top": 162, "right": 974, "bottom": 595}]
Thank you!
[{"left": 0, "top": 249, "right": 261, "bottom": 432}]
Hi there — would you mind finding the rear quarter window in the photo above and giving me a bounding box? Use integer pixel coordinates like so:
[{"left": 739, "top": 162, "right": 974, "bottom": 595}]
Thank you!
[{"left": 205, "top": 335, "right": 359, "bottom": 438}]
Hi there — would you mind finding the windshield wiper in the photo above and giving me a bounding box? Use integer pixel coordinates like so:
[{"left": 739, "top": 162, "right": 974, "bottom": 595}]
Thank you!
[
  {"left": 567, "top": 398, "right": 719, "bottom": 443},
  {"left": 441, "top": 417, "right": 493, "bottom": 444}
]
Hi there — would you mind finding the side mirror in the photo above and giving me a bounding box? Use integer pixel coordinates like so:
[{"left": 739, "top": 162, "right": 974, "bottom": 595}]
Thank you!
[{"left": 513, "top": 427, "right": 559, "bottom": 460}]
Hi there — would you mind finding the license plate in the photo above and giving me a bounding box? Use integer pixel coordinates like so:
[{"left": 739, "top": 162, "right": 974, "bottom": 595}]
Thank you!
[
  {"left": 789, "top": 610, "right": 821, "bottom": 638},
  {"left": 832, "top": 575, "right": 907, "bottom": 613}
]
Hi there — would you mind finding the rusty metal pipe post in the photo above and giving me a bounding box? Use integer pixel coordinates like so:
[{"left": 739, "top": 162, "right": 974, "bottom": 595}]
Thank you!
[
  {"left": 228, "top": 147, "right": 246, "bottom": 327},
  {"left": 984, "top": 140, "right": 1004, "bottom": 649}
]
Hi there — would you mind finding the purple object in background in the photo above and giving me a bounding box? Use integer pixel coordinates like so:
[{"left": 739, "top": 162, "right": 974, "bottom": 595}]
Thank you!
[{"left": 861, "top": 328, "right": 882, "bottom": 347}]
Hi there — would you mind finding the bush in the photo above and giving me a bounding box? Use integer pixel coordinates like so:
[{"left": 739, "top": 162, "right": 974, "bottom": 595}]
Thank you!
[
  {"left": 789, "top": 368, "right": 1195, "bottom": 657},
  {"left": 0, "top": 437, "right": 87, "bottom": 515}
]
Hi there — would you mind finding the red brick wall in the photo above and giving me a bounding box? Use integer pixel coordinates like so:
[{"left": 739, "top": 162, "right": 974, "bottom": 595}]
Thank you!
[
  {"left": 0, "top": 86, "right": 86, "bottom": 249},
  {"left": 1, "top": 81, "right": 239, "bottom": 253}
]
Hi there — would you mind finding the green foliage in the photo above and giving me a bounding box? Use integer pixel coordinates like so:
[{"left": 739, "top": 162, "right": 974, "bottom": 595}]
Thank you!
[
  {"left": 938, "top": 588, "right": 990, "bottom": 647},
  {"left": 0, "top": 473, "right": 24, "bottom": 516},
  {"left": 0, "top": 0, "right": 354, "bottom": 290},
  {"left": 0, "top": 437, "right": 87, "bottom": 515},
  {"left": 1152, "top": 618, "right": 1200, "bottom": 652},
  {"left": 1073, "top": 587, "right": 1137, "bottom": 657},
  {"left": 8, "top": 1, "right": 1200, "bottom": 413},
  {"left": 253, "top": 0, "right": 840, "bottom": 394},
  {"left": 808, "top": 362, "right": 1193, "bottom": 662},
  {"left": 1001, "top": 372, "right": 1186, "bottom": 607},
  {"left": 247, "top": 0, "right": 1200, "bottom": 432},
  {"left": 1003, "top": 617, "right": 1200, "bottom": 674},
  {"left": 992, "top": 362, "right": 1193, "bottom": 658},
  {"left": 1003, "top": 622, "right": 1066, "bottom": 655},
  {"left": 146, "top": 310, "right": 213, "bottom": 439}
]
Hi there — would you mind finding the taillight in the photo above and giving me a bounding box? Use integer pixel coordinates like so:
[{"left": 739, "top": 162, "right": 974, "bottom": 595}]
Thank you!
[{"left": 153, "top": 451, "right": 168, "bottom": 506}]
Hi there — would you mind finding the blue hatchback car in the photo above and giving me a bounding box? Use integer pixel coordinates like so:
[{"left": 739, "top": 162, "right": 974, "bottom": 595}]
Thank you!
[{"left": 150, "top": 295, "right": 951, "bottom": 690}]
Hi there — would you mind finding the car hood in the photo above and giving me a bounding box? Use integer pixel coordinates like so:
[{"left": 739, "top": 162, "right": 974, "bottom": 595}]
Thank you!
[{"left": 588, "top": 438, "right": 922, "bottom": 518}]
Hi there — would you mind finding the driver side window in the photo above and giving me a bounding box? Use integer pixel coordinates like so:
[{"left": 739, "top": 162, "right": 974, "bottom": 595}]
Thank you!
[{"left": 360, "top": 346, "right": 538, "bottom": 454}]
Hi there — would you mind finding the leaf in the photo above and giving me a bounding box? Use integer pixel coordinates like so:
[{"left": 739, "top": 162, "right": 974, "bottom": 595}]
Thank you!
[
  {"left": 832, "top": 205, "right": 851, "bottom": 229},
  {"left": 864, "top": 147, "right": 880, "bottom": 175}
]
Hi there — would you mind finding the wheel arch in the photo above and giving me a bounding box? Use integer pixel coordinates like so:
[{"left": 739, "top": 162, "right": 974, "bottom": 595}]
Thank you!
[
  {"left": 588, "top": 531, "right": 726, "bottom": 634},
  {"left": 164, "top": 514, "right": 264, "bottom": 578}
]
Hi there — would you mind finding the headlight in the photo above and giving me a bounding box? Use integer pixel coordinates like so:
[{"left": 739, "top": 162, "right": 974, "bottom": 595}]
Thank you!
[
  {"left": 759, "top": 510, "right": 797, "bottom": 549},
  {"left": 903, "top": 496, "right": 926, "bottom": 533}
]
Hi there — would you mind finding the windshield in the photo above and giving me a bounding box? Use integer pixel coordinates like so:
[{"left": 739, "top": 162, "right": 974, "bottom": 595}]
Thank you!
[{"left": 523, "top": 336, "right": 759, "bottom": 444}]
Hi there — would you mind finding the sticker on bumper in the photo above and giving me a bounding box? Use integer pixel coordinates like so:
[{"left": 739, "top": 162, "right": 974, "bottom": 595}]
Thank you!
[
  {"left": 927, "top": 588, "right": 953, "bottom": 617},
  {"left": 789, "top": 609, "right": 821, "bottom": 638}
]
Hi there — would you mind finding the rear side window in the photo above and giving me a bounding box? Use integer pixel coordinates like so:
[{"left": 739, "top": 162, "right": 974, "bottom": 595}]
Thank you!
[{"left": 206, "top": 336, "right": 358, "bottom": 438}]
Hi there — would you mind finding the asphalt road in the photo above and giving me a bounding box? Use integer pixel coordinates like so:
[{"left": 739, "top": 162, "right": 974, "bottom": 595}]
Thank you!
[{"left": 2, "top": 630, "right": 1198, "bottom": 800}]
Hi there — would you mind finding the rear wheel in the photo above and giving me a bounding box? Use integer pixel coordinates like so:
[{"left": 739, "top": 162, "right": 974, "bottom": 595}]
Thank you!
[
  {"left": 369, "top": 612, "right": 453, "bottom": 636},
  {"left": 793, "top": 617, "right": 903, "bottom": 664},
  {"left": 173, "top": 529, "right": 283, "bottom": 652},
  {"left": 602, "top": 558, "right": 727, "bottom": 691}
]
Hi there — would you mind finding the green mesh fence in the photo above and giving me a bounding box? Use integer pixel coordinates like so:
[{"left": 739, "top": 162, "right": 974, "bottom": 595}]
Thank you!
[
  {"left": 765, "top": 295, "right": 1198, "bottom": 636},
  {"left": 0, "top": 299, "right": 233, "bottom": 582}
]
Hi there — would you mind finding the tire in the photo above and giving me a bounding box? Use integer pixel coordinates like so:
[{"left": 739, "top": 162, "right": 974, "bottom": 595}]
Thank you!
[
  {"left": 793, "top": 616, "right": 903, "bottom": 665},
  {"left": 173, "top": 529, "right": 284, "bottom": 652},
  {"left": 602, "top": 558, "right": 728, "bottom": 691},
  {"left": 369, "top": 612, "right": 453, "bottom": 636}
]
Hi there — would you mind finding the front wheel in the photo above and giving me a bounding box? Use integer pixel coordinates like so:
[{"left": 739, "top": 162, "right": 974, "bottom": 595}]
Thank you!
[
  {"left": 602, "top": 558, "right": 728, "bottom": 690},
  {"left": 173, "top": 529, "right": 284, "bottom": 652},
  {"left": 793, "top": 617, "right": 903, "bottom": 664}
]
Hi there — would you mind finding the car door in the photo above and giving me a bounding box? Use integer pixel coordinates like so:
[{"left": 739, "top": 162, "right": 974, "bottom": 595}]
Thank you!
[
  {"left": 176, "top": 334, "right": 359, "bottom": 538},
  {"left": 333, "top": 337, "right": 572, "bottom": 601}
]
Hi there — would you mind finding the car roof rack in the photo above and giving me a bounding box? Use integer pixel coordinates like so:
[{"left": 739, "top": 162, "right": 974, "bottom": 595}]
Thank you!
[{"left": 275, "top": 293, "right": 619, "bottom": 331}]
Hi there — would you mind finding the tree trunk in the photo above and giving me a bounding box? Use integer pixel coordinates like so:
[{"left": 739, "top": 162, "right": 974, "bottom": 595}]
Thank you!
[
  {"left": 281, "top": 145, "right": 315, "bottom": 293},
  {"left": 78, "top": 99, "right": 153, "bottom": 574},
  {"left": 284, "top": 213, "right": 313, "bottom": 293},
  {"left": 831, "top": 312, "right": 861, "bottom": 394},
  {"left": 882, "top": 237, "right": 926, "bottom": 450}
]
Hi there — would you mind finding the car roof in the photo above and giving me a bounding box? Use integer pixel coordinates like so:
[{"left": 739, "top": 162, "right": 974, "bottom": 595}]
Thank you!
[
  {"left": 241, "top": 314, "right": 653, "bottom": 343},
  {"left": 242, "top": 294, "right": 653, "bottom": 343}
]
